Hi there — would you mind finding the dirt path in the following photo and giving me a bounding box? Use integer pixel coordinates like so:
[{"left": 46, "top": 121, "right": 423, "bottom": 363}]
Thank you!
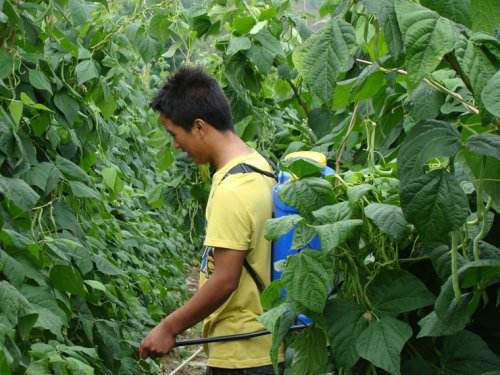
[{"left": 160, "top": 266, "right": 207, "bottom": 375}]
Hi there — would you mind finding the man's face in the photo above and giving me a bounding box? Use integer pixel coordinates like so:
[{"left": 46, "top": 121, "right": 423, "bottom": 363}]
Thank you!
[{"left": 160, "top": 116, "right": 207, "bottom": 164}]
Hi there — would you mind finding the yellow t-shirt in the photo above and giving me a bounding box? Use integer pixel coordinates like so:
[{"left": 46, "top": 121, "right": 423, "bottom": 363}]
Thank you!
[{"left": 199, "top": 150, "right": 279, "bottom": 369}]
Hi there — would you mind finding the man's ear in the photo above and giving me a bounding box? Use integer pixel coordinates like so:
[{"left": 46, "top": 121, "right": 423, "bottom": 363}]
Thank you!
[{"left": 193, "top": 118, "right": 208, "bottom": 136}]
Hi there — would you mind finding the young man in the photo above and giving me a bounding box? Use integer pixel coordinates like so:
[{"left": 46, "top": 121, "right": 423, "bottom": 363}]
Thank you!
[{"left": 139, "top": 67, "right": 282, "bottom": 374}]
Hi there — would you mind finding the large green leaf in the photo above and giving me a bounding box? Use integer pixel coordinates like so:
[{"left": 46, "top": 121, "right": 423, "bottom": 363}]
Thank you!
[
  {"left": 481, "top": 71, "right": 500, "bottom": 118},
  {"left": 464, "top": 152, "right": 500, "bottom": 212},
  {"left": 0, "top": 176, "right": 40, "bottom": 211},
  {"left": 395, "top": 0, "right": 457, "bottom": 84},
  {"left": 420, "top": 0, "right": 471, "bottom": 27},
  {"left": 417, "top": 293, "right": 474, "bottom": 337},
  {"left": 0, "top": 281, "right": 33, "bottom": 326},
  {"left": 227, "top": 36, "right": 251, "bottom": 56},
  {"left": 49, "top": 265, "right": 86, "bottom": 296},
  {"left": 410, "top": 81, "right": 445, "bottom": 121},
  {"left": 466, "top": 133, "right": 500, "bottom": 160},
  {"left": 69, "top": 181, "right": 100, "bottom": 199},
  {"left": 291, "top": 221, "right": 316, "bottom": 250},
  {"left": 400, "top": 169, "right": 468, "bottom": 240},
  {"left": 292, "top": 18, "right": 356, "bottom": 101},
  {"left": 356, "top": 316, "right": 413, "bottom": 375},
  {"left": 281, "top": 250, "right": 331, "bottom": 312},
  {"left": 397, "top": 120, "right": 461, "bottom": 184},
  {"left": 24, "top": 162, "right": 62, "bottom": 194},
  {"left": 440, "top": 330, "right": 500, "bottom": 374},
  {"left": 457, "top": 36, "right": 497, "bottom": 102},
  {"left": 325, "top": 298, "right": 369, "bottom": 369},
  {"left": 347, "top": 184, "right": 373, "bottom": 204},
  {"left": 54, "top": 93, "right": 79, "bottom": 125},
  {"left": 28, "top": 70, "right": 53, "bottom": 94},
  {"left": 312, "top": 201, "right": 352, "bottom": 224},
  {"left": 367, "top": 269, "right": 435, "bottom": 315},
  {"left": 362, "top": 0, "right": 404, "bottom": 60},
  {"left": 435, "top": 259, "right": 500, "bottom": 320},
  {"left": 278, "top": 177, "right": 335, "bottom": 215},
  {"left": 55, "top": 155, "right": 90, "bottom": 183},
  {"left": 149, "top": 11, "right": 171, "bottom": 41},
  {"left": 314, "top": 219, "right": 363, "bottom": 250},
  {"left": 282, "top": 157, "right": 324, "bottom": 178},
  {"left": 75, "top": 60, "right": 98, "bottom": 85},
  {"left": 470, "top": 0, "right": 500, "bottom": 35},
  {"left": 0, "top": 49, "right": 13, "bottom": 80},
  {"left": 289, "top": 327, "right": 329, "bottom": 375},
  {"left": 364, "top": 203, "right": 409, "bottom": 241}
]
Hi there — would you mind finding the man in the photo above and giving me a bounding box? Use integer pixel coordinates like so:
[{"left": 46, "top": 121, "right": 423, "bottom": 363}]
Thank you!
[{"left": 139, "top": 67, "right": 282, "bottom": 374}]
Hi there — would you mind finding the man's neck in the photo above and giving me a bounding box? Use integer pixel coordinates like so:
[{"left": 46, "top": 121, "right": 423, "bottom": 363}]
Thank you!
[{"left": 209, "top": 131, "right": 253, "bottom": 170}]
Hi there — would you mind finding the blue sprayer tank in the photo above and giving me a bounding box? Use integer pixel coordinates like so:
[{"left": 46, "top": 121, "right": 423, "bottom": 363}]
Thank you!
[{"left": 271, "top": 151, "right": 334, "bottom": 323}]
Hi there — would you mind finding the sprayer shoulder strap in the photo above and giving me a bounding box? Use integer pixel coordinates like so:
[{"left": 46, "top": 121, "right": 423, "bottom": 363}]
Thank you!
[{"left": 220, "top": 156, "right": 277, "bottom": 292}]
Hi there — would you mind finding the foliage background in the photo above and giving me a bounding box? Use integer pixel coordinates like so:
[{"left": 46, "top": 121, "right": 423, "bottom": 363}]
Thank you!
[{"left": 1, "top": 0, "right": 499, "bottom": 374}]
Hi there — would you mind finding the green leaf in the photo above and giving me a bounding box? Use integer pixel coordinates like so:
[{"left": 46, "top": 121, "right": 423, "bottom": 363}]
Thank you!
[
  {"left": 93, "top": 255, "right": 124, "bottom": 275},
  {"left": 265, "top": 214, "right": 303, "bottom": 241},
  {"left": 281, "top": 250, "right": 331, "bottom": 312},
  {"left": 0, "top": 49, "right": 13, "bottom": 80},
  {"left": 400, "top": 169, "right": 469, "bottom": 240},
  {"left": 68, "top": 0, "right": 89, "bottom": 24},
  {"left": 397, "top": 120, "right": 461, "bottom": 184},
  {"left": 308, "top": 108, "right": 334, "bottom": 139},
  {"left": 464, "top": 152, "right": 500, "bottom": 212},
  {"left": 28, "top": 70, "right": 52, "bottom": 94},
  {"left": 481, "top": 71, "right": 500, "bottom": 118},
  {"left": 395, "top": 0, "right": 457, "bottom": 84},
  {"left": 278, "top": 177, "right": 335, "bottom": 215},
  {"left": 226, "top": 36, "right": 251, "bottom": 56},
  {"left": 8, "top": 100, "right": 22, "bottom": 127},
  {"left": 149, "top": 11, "right": 171, "bottom": 41},
  {"left": 457, "top": 36, "right": 497, "bottom": 102},
  {"left": 291, "top": 221, "right": 316, "bottom": 250},
  {"left": 325, "top": 298, "right": 369, "bottom": 369},
  {"left": 356, "top": 316, "right": 413, "bottom": 375},
  {"left": 24, "top": 162, "right": 62, "bottom": 194},
  {"left": 282, "top": 157, "right": 324, "bottom": 178},
  {"left": 470, "top": 0, "right": 500, "bottom": 35},
  {"left": 367, "top": 269, "right": 435, "bottom": 315},
  {"left": 233, "top": 16, "right": 255, "bottom": 35},
  {"left": 0, "top": 281, "right": 33, "bottom": 326},
  {"left": 440, "top": 330, "right": 500, "bottom": 374},
  {"left": 314, "top": 219, "right": 363, "bottom": 250},
  {"left": 347, "top": 183, "right": 373, "bottom": 204},
  {"left": 410, "top": 81, "right": 445, "bottom": 121},
  {"left": 0, "top": 176, "right": 40, "bottom": 211},
  {"left": 293, "top": 18, "right": 356, "bottom": 101},
  {"left": 420, "top": 0, "right": 471, "bottom": 28},
  {"left": 362, "top": 0, "right": 404, "bottom": 60},
  {"left": 466, "top": 133, "right": 500, "bottom": 161},
  {"left": 289, "top": 327, "right": 329, "bottom": 375},
  {"left": 84, "top": 280, "right": 107, "bottom": 292},
  {"left": 417, "top": 294, "right": 474, "bottom": 337},
  {"left": 55, "top": 155, "right": 90, "bottom": 183},
  {"left": 312, "top": 201, "right": 353, "bottom": 224},
  {"left": 435, "top": 259, "right": 500, "bottom": 320},
  {"left": 0, "top": 349, "right": 12, "bottom": 375},
  {"left": 101, "top": 166, "right": 123, "bottom": 193},
  {"left": 364, "top": 203, "right": 409, "bottom": 241},
  {"left": 69, "top": 181, "right": 100, "bottom": 199},
  {"left": 75, "top": 60, "right": 98, "bottom": 85},
  {"left": 54, "top": 93, "right": 79, "bottom": 125},
  {"left": 157, "top": 147, "right": 174, "bottom": 171},
  {"left": 49, "top": 265, "right": 86, "bottom": 296}
]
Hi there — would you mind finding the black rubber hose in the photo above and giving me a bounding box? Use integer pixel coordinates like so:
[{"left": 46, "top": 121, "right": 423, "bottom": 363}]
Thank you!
[{"left": 174, "top": 324, "right": 308, "bottom": 347}]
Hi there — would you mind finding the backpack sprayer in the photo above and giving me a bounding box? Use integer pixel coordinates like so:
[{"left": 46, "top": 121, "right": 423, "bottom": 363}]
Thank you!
[{"left": 175, "top": 151, "right": 334, "bottom": 347}]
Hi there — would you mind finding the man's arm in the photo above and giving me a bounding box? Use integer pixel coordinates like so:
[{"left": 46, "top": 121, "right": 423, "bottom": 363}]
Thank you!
[{"left": 139, "top": 248, "right": 247, "bottom": 359}]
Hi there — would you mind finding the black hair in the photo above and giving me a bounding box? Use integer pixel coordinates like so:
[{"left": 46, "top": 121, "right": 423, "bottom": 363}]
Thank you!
[{"left": 150, "top": 66, "right": 233, "bottom": 132}]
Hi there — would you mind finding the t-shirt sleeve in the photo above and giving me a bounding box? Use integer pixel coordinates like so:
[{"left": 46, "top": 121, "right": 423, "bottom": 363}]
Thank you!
[{"left": 204, "top": 185, "right": 253, "bottom": 251}]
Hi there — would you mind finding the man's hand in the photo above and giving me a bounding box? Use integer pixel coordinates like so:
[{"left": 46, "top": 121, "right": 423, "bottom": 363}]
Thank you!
[
  {"left": 138, "top": 248, "right": 247, "bottom": 360},
  {"left": 139, "top": 320, "right": 176, "bottom": 359}
]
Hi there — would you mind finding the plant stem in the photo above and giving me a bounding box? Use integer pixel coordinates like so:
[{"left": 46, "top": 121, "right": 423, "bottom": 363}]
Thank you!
[
  {"left": 355, "top": 58, "right": 479, "bottom": 114},
  {"left": 451, "top": 231, "right": 461, "bottom": 299},
  {"left": 336, "top": 102, "right": 359, "bottom": 177},
  {"left": 286, "top": 78, "right": 310, "bottom": 117},
  {"left": 473, "top": 197, "right": 492, "bottom": 261}
]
